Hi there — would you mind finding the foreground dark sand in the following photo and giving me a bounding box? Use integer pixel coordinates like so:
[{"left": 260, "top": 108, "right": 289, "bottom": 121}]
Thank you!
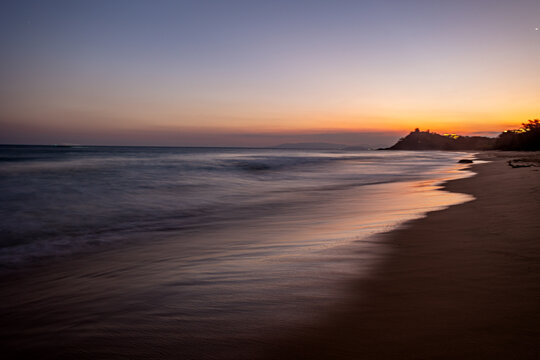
[{"left": 269, "top": 152, "right": 540, "bottom": 359}]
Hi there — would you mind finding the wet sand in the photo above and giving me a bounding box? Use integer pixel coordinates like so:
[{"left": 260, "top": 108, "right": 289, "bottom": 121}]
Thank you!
[{"left": 270, "top": 151, "right": 540, "bottom": 359}]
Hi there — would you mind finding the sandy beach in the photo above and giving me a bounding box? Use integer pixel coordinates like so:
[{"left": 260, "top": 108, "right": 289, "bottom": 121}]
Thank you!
[{"left": 269, "top": 151, "right": 540, "bottom": 359}]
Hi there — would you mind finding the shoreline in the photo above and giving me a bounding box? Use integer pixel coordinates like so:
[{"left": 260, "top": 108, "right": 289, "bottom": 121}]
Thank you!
[
  {"left": 1, "top": 151, "right": 538, "bottom": 359},
  {"left": 0, "top": 151, "right": 474, "bottom": 360},
  {"left": 267, "top": 151, "right": 540, "bottom": 359}
]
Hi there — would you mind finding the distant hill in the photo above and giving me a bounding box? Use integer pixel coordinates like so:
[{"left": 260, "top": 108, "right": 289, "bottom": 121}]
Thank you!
[
  {"left": 273, "top": 142, "right": 374, "bottom": 150},
  {"left": 273, "top": 142, "right": 349, "bottom": 150},
  {"left": 343, "top": 145, "right": 373, "bottom": 150},
  {"left": 386, "top": 129, "right": 495, "bottom": 150}
]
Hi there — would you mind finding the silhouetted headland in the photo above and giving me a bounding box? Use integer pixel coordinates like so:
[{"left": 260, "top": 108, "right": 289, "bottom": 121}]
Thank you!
[
  {"left": 386, "top": 128, "right": 494, "bottom": 150},
  {"left": 386, "top": 119, "right": 540, "bottom": 151}
]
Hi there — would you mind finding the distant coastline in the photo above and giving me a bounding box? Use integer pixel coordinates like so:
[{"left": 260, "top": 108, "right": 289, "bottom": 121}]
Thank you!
[
  {"left": 2, "top": 119, "right": 538, "bottom": 152},
  {"left": 272, "top": 142, "right": 377, "bottom": 150}
]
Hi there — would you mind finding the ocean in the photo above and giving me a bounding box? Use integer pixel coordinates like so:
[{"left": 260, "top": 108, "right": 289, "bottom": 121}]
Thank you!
[{"left": 0, "top": 145, "right": 474, "bottom": 359}]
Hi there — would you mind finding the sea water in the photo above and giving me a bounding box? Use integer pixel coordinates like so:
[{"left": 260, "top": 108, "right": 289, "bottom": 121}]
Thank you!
[{"left": 0, "top": 145, "right": 474, "bottom": 358}]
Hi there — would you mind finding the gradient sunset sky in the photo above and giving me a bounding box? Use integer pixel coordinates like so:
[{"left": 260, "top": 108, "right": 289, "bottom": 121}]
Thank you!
[{"left": 1, "top": 0, "right": 539, "bottom": 146}]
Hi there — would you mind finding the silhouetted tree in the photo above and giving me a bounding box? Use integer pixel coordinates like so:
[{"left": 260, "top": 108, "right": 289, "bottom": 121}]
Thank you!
[{"left": 495, "top": 119, "right": 540, "bottom": 151}]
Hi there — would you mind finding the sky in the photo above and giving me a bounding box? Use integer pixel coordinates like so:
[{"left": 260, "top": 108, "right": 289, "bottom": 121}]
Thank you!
[{"left": 1, "top": 0, "right": 539, "bottom": 146}]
